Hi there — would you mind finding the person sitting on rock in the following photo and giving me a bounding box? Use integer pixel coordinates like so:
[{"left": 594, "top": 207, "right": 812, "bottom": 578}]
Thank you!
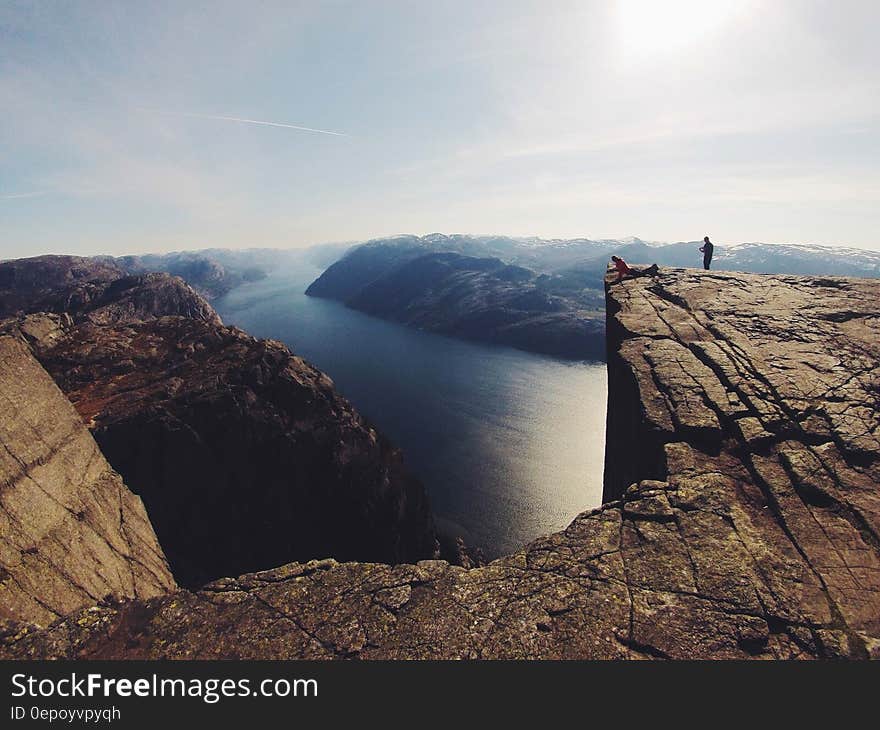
[
  {"left": 611, "top": 255, "right": 633, "bottom": 282},
  {"left": 610, "top": 256, "right": 659, "bottom": 283}
]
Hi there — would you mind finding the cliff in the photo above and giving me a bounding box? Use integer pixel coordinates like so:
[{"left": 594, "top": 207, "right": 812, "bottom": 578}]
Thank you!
[
  {"left": 0, "top": 255, "right": 123, "bottom": 316},
  {"left": 0, "top": 255, "right": 220, "bottom": 326},
  {"left": 114, "top": 252, "right": 267, "bottom": 301},
  {"left": 36, "top": 316, "right": 438, "bottom": 586},
  {"left": 0, "top": 336, "right": 175, "bottom": 628},
  {"left": 307, "top": 247, "right": 605, "bottom": 360},
  {"left": 3, "top": 268, "right": 877, "bottom": 659},
  {"left": 1, "top": 256, "right": 438, "bottom": 589}
]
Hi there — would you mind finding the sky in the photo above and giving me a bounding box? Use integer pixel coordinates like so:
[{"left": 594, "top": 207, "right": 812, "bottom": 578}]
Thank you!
[{"left": 2, "top": 0, "right": 879, "bottom": 259}]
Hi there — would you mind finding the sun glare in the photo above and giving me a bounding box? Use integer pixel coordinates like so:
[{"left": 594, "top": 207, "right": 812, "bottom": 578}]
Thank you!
[{"left": 616, "top": 0, "right": 744, "bottom": 57}]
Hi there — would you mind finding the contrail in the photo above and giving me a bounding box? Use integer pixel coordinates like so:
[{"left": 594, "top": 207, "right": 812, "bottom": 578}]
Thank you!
[
  {"left": 0, "top": 191, "right": 47, "bottom": 200},
  {"left": 147, "top": 109, "right": 349, "bottom": 137}
]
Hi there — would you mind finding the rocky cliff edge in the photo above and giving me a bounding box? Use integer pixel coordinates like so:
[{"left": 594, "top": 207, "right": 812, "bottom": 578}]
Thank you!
[
  {"left": 1, "top": 257, "right": 439, "bottom": 589},
  {"left": 2, "top": 268, "right": 878, "bottom": 659},
  {"left": 0, "top": 336, "right": 175, "bottom": 629}
]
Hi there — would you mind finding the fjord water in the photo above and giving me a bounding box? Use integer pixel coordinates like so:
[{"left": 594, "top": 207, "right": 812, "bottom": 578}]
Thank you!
[{"left": 215, "top": 263, "right": 607, "bottom": 558}]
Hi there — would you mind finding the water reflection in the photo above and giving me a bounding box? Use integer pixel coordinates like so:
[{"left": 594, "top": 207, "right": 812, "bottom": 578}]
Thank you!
[{"left": 216, "top": 264, "right": 606, "bottom": 557}]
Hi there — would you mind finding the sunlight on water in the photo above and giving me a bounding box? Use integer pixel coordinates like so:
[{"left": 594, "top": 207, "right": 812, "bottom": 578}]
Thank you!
[{"left": 216, "top": 264, "right": 607, "bottom": 558}]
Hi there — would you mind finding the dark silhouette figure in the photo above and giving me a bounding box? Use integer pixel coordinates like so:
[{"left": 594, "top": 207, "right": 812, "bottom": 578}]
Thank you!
[
  {"left": 700, "top": 236, "right": 714, "bottom": 270},
  {"left": 610, "top": 256, "right": 659, "bottom": 283}
]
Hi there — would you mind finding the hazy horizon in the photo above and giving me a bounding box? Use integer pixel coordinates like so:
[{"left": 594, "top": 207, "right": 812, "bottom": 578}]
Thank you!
[
  {"left": 3, "top": 1, "right": 879, "bottom": 258},
  {"left": 6, "top": 231, "right": 880, "bottom": 264}
]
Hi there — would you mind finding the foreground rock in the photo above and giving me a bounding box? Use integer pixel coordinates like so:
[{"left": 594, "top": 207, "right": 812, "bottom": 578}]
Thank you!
[
  {"left": 307, "top": 247, "right": 605, "bottom": 360},
  {"left": 4, "top": 268, "right": 877, "bottom": 659},
  {"left": 0, "top": 337, "right": 175, "bottom": 627},
  {"left": 601, "top": 269, "right": 880, "bottom": 654}
]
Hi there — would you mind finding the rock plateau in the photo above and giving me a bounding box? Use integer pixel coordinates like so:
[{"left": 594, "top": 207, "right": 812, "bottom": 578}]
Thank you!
[{"left": 3, "top": 267, "right": 877, "bottom": 659}]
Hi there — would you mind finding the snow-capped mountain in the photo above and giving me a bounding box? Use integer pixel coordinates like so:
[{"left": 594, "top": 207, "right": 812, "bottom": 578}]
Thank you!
[{"left": 351, "top": 234, "right": 880, "bottom": 279}]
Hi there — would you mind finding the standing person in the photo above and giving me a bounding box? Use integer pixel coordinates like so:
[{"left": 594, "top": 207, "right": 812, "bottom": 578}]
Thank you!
[{"left": 699, "top": 236, "right": 714, "bottom": 270}]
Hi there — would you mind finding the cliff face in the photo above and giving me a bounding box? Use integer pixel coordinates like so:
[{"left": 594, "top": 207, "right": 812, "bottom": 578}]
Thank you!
[
  {"left": 0, "top": 255, "right": 121, "bottom": 321},
  {"left": 36, "top": 316, "right": 437, "bottom": 586},
  {"left": 114, "top": 252, "right": 268, "bottom": 301},
  {"left": 0, "top": 336, "right": 175, "bottom": 627},
  {"left": 4, "top": 268, "right": 877, "bottom": 659},
  {"left": 1, "top": 256, "right": 438, "bottom": 590},
  {"left": 599, "top": 269, "right": 880, "bottom": 652},
  {"left": 604, "top": 269, "right": 880, "bottom": 496},
  {"left": 0, "top": 256, "right": 220, "bottom": 326}
]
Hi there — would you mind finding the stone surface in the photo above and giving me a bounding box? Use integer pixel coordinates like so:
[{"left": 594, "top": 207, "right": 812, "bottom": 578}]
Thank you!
[
  {"left": 0, "top": 336, "right": 175, "bottom": 627},
  {"left": 602, "top": 269, "right": 880, "bottom": 654},
  {"left": 4, "top": 268, "right": 877, "bottom": 659}
]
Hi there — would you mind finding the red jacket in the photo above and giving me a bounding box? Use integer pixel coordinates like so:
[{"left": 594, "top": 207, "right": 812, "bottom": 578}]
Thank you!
[{"left": 614, "top": 259, "right": 633, "bottom": 276}]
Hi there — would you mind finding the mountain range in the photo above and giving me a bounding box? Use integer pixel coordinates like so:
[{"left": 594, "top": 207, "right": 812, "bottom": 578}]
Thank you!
[
  {"left": 9, "top": 235, "right": 876, "bottom": 362},
  {"left": 304, "top": 234, "right": 880, "bottom": 359}
]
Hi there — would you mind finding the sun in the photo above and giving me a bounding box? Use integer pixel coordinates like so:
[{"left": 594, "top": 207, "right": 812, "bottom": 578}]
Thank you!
[{"left": 616, "top": 0, "right": 745, "bottom": 57}]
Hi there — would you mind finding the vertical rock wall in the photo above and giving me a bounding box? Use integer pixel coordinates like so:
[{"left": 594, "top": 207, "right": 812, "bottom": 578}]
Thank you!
[
  {"left": 0, "top": 337, "right": 175, "bottom": 626},
  {"left": 603, "top": 284, "right": 668, "bottom": 501}
]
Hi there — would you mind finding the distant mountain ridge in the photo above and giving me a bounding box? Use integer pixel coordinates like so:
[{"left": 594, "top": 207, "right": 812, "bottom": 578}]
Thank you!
[
  {"left": 6, "top": 237, "right": 875, "bottom": 362},
  {"left": 105, "top": 243, "right": 353, "bottom": 300},
  {"left": 304, "top": 234, "right": 879, "bottom": 360},
  {"left": 338, "top": 233, "right": 880, "bottom": 277}
]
